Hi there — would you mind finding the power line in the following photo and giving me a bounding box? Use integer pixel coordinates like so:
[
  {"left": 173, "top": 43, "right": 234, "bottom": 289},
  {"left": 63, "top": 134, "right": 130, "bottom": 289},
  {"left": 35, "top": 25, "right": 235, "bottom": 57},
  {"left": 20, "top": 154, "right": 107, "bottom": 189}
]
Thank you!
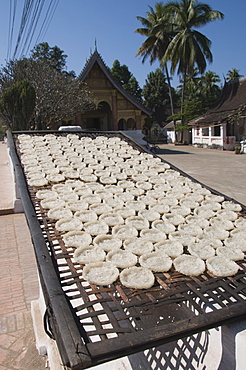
[
  {"left": 7, "top": 0, "right": 17, "bottom": 61},
  {"left": 35, "top": 0, "right": 60, "bottom": 45},
  {"left": 10, "top": 0, "right": 60, "bottom": 61}
]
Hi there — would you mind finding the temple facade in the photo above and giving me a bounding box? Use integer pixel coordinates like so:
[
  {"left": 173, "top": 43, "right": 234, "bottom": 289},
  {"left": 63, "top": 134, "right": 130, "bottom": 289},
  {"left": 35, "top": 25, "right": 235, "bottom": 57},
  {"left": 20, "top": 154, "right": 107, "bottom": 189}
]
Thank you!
[{"left": 73, "top": 50, "right": 151, "bottom": 131}]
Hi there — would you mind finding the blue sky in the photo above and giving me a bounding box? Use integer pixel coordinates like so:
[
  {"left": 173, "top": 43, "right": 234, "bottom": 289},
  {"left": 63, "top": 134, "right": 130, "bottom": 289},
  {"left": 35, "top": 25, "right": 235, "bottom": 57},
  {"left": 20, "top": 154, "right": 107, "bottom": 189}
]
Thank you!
[{"left": 0, "top": 0, "right": 246, "bottom": 88}]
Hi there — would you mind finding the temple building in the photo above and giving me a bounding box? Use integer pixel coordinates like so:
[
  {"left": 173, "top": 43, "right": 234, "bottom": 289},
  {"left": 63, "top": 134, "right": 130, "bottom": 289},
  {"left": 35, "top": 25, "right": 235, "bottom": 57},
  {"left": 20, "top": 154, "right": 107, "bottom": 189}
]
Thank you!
[
  {"left": 188, "top": 78, "right": 246, "bottom": 150},
  {"left": 72, "top": 50, "right": 151, "bottom": 131}
]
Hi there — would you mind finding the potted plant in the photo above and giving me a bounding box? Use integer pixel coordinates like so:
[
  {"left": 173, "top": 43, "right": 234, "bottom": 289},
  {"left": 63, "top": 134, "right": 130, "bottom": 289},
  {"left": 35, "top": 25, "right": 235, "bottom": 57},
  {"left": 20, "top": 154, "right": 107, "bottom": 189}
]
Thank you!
[{"left": 235, "top": 146, "right": 241, "bottom": 154}]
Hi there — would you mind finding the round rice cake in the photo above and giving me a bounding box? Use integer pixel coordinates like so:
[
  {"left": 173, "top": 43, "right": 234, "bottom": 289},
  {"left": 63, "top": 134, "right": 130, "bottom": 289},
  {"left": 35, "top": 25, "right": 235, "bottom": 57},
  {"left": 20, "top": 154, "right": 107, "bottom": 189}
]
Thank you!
[
  {"left": 216, "top": 247, "right": 244, "bottom": 261},
  {"left": 169, "top": 231, "right": 196, "bottom": 246},
  {"left": 123, "top": 238, "right": 153, "bottom": 255},
  {"left": 74, "top": 245, "right": 106, "bottom": 264},
  {"left": 120, "top": 266, "right": 155, "bottom": 289},
  {"left": 154, "top": 240, "right": 183, "bottom": 258},
  {"left": 112, "top": 225, "right": 138, "bottom": 240},
  {"left": 187, "top": 243, "right": 215, "bottom": 260},
  {"left": 140, "top": 228, "right": 166, "bottom": 243},
  {"left": 152, "top": 220, "right": 175, "bottom": 234},
  {"left": 163, "top": 214, "right": 185, "bottom": 226},
  {"left": 93, "top": 234, "right": 122, "bottom": 251},
  {"left": 149, "top": 204, "right": 170, "bottom": 215},
  {"left": 40, "top": 198, "right": 66, "bottom": 210},
  {"left": 173, "top": 255, "right": 205, "bottom": 276},
  {"left": 83, "top": 262, "right": 119, "bottom": 286},
  {"left": 125, "top": 216, "right": 149, "bottom": 230},
  {"left": 83, "top": 221, "right": 109, "bottom": 235},
  {"left": 36, "top": 190, "right": 58, "bottom": 200},
  {"left": 138, "top": 209, "right": 160, "bottom": 222},
  {"left": 222, "top": 201, "right": 242, "bottom": 212},
  {"left": 210, "top": 217, "right": 234, "bottom": 231},
  {"left": 195, "top": 235, "right": 223, "bottom": 249},
  {"left": 89, "top": 203, "right": 112, "bottom": 215},
  {"left": 139, "top": 251, "right": 172, "bottom": 272},
  {"left": 55, "top": 217, "right": 83, "bottom": 232},
  {"left": 115, "top": 207, "right": 136, "bottom": 219},
  {"left": 206, "top": 256, "right": 239, "bottom": 277},
  {"left": 99, "top": 213, "right": 124, "bottom": 226},
  {"left": 28, "top": 177, "right": 49, "bottom": 187},
  {"left": 46, "top": 173, "right": 65, "bottom": 183},
  {"left": 62, "top": 230, "right": 92, "bottom": 248},
  {"left": 106, "top": 249, "right": 137, "bottom": 268},
  {"left": 234, "top": 217, "right": 246, "bottom": 229},
  {"left": 67, "top": 200, "right": 89, "bottom": 212},
  {"left": 74, "top": 210, "right": 97, "bottom": 223},
  {"left": 47, "top": 207, "right": 73, "bottom": 220},
  {"left": 178, "top": 224, "right": 203, "bottom": 237},
  {"left": 204, "top": 227, "right": 229, "bottom": 240}
]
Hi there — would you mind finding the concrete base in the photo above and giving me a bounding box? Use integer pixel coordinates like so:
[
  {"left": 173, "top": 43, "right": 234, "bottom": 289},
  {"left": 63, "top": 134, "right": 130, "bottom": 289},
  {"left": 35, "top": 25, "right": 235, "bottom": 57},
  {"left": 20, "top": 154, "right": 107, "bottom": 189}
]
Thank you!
[{"left": 31, "top": 285, "right": 64, "bottom": 370}]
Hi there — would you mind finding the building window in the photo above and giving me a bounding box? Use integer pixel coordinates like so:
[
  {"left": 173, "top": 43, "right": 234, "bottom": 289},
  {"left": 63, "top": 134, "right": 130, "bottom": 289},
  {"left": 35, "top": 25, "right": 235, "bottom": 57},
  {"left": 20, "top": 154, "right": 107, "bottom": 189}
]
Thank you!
[
  {"left": 202, "top": 127, "right": 209, "bottom": 136},
  {"left": 214, "top": 125, "right": 220, "bottom": 136}
]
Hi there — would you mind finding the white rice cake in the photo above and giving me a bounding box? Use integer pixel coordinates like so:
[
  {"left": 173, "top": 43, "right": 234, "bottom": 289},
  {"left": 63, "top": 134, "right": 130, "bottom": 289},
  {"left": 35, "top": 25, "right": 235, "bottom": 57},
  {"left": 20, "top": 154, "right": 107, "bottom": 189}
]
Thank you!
[
  {"left": 106, "top": 250, "right": 137, "bottom": 268},
  {"left": 139, "top": 251, "right": 172, "bottom": 272},
  {"left": 120, "top": 266, "right": 155, "bottom": 289},
  {"left": 83, "top": 262, "right": 119, "bottom": 286},
  {"left": 173, "top": 255, "right": 205, "bottom": 276},
  {"left": 206, "top": 256, "right": 239, "bottom": 277}
]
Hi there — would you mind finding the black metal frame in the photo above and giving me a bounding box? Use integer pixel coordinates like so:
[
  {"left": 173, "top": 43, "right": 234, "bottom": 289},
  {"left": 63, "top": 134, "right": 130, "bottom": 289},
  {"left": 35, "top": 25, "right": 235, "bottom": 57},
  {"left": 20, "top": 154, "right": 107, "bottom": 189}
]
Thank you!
[{"left": 7, "top": 130, "right": 246, "bottom": 369}]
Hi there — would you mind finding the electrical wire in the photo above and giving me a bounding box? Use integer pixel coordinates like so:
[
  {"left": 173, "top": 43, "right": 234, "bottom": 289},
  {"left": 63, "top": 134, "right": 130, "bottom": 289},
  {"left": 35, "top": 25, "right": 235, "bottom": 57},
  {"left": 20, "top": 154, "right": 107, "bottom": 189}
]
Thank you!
[
  {"left": 35, "top": 0, "right": 60, "bottom": 45},
  {"left": 11, "top": 0, "right": 60, "bottom": 61},
  {"left": 12, "top": 0, "right": 35, "bottom": 59},
  {"left": 7, "top": 0, "right": 17, "bottom": 61}
]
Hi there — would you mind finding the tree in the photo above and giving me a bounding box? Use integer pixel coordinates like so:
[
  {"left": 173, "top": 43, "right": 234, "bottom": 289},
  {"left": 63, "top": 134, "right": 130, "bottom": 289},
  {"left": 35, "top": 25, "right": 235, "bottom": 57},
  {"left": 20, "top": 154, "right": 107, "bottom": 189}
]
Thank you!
[
  {"left": 124, "top": 76, "right": 143, "bottom": 102},
  {"left": 226, "top": 68, "right": 243, "bottom": 82},
  {"left": 142, "top": 68, "right": 172, "bottom": 124},
  {"left": 30, "top": 42, "right": 67, "bottom": 73},
  {"left": 0, "top": 79, "right": 35, "bottom": 130},
  {"left": 162, "top": 0, "right": 224, "bottom": 115},
  {"left": 199, "top": 70, "right": 221, "bottom": 109},
  {"left": 0, "top": 58, "right": 95, "bottom": 130},
  {"left": 111, "top": 60, "right": 142, "bottom": 101},
  {"left": 135, "top": 3, "right": 175, "bottom": 115},
  {"left": 111, "top": 60, "right": 132, "bottom": 85}
]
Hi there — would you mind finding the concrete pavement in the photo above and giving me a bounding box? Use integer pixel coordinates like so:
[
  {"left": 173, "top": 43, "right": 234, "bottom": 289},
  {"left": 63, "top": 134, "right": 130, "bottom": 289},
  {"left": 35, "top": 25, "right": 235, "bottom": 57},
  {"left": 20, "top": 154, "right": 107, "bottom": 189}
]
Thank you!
[{"left": 157, "top": 144, "right": 246, "bottom": 206}]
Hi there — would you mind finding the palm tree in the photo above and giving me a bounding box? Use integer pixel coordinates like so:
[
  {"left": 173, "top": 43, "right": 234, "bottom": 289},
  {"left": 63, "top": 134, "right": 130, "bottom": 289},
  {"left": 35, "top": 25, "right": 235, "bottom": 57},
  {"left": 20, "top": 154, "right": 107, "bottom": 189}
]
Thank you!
[
  {"left": 135, "top": 3, "right": 175, "bottom": 116},
  {"left": 199, "top": 70, "right": 221, "bottom": 98},
  {"left": 226, "top": 68, "right": 243, "bottom": 82},
  {"left": 162, "top": 0, "right": 224, "bottom": 115}
]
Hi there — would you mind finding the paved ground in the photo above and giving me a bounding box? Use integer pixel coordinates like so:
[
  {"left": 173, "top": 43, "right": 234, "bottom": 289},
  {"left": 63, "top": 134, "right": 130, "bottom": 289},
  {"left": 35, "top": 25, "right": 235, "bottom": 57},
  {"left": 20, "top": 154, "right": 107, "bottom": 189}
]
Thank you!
[
  {"left": 157, "top": 144, "right": 246, "bottom": 206},
  {"left": 0, "top": 140, "right": 246, "bottom": 369},
  {"left": 0, "top": 142, "right": 48, "bottom": 369}
]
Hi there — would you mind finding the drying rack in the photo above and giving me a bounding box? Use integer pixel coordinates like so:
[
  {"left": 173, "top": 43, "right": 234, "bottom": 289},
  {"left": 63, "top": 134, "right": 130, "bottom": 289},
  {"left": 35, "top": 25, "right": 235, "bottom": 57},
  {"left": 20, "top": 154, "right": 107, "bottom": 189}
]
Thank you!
[{"left": 8, "top": 130, "right": 246, "bottom": 369}]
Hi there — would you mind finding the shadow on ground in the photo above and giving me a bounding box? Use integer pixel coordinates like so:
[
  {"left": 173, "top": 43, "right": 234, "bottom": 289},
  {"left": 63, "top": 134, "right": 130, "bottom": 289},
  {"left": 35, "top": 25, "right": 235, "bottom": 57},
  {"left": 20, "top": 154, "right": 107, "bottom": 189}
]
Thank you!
[{"left": 155, "top": 148, "right": 192, "bottom": 155}]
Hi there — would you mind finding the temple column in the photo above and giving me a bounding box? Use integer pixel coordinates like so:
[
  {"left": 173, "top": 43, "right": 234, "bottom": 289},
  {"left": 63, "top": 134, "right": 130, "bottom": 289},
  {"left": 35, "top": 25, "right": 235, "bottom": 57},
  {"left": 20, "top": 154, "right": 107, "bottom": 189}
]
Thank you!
[
  {"left": 111, "top": 90, "right": 118, "bottom": 130},
  {"left": 135, "top": 110, "right": 142, "bottom": 130}
]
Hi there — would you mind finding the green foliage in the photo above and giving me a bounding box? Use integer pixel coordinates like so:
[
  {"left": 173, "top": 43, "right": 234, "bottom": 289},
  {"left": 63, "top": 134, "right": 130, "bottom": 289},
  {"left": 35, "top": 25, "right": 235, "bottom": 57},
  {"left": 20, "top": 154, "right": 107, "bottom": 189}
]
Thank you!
[
  {"left": 30, "top": 42, "right": 67, "bottom": 73},
  {"left": 111, "top": 60, "right": 142, "bottom": 101},
  {"left": 124, "top": 76, "right": 143, "bottom": 102},
  {"left": 0, "top": 79, "right": 35, "bottom": 130},
  {"left": 111, "top": 60, "right": 132, "bottom": 85},
  {"left": 0, "top": 58, "right": 95, "bottom": 130},
  {"left": 226, "top": 68, "right": 243, "bottom": 82},
  {"left": 143, "top": 69, "right": 168, "bottom": 108}
]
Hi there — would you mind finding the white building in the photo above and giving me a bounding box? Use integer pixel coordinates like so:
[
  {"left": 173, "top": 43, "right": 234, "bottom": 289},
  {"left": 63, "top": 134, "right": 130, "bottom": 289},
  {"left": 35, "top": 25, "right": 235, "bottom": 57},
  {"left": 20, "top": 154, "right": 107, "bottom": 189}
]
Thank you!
[{"left": 189, "top": 78, "right": 246, "bottom": 150}]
